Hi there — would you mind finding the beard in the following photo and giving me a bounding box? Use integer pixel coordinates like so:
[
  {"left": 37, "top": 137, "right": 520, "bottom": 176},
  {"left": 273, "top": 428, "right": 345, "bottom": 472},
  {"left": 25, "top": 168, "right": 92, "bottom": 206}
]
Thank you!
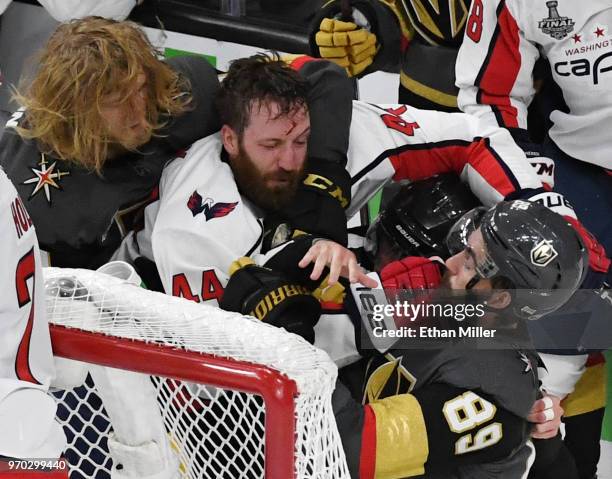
[{"left": 229, "top": 142, "right": 306, "bottom": 211}]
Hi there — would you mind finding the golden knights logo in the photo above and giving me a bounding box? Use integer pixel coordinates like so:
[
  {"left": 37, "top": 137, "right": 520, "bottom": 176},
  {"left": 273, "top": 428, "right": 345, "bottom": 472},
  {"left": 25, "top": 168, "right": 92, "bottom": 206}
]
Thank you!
[
  {"left": 401, "top": 0, "right": 470, "bottom": 46},
  {"left": 363, "top": 354, "right": 417, "bottom": 404},
  {"left": 538, "top": 1, "right": 575, "bottom": 40},
  {"left": 23, "top": 154, "right": 70, "bottom": 205},
  {"left": 530, "top": 239, "right": 558, "bottom": 267}
]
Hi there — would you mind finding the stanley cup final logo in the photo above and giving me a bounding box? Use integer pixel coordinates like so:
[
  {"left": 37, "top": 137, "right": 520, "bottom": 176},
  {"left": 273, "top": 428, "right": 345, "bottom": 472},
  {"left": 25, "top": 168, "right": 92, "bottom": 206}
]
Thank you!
[{"left": 539, "top": 1, "right": 575, "bottom": 39}]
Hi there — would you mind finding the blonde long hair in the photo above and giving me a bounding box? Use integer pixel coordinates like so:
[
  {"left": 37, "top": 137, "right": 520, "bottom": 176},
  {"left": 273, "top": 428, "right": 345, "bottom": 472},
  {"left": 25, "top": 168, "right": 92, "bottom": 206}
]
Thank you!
[{"left": 13, "top": 17, "right": 192, "bottom": 174}]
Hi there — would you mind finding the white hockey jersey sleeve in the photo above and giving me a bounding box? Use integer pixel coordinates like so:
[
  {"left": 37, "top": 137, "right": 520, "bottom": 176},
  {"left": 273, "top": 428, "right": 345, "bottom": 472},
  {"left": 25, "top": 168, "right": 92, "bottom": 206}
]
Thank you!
[
  {"left": 151, "top": 134, "right": 263, "bottom": 308},
  {"left": 0, "top": 168, "right": 66, "bottom": 459},
  {"left": 346, "top": 101, "right": 543, "bottom": 217},
  {"left": 455, "top": 0, "right": 539, "bottom": 130}
]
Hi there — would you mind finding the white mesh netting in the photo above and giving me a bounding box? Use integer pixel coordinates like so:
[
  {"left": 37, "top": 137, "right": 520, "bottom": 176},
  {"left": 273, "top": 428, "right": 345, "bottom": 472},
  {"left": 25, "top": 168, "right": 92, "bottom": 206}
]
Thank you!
[{"left": 44, "top": 267, "right": 350, "bottom": 479}]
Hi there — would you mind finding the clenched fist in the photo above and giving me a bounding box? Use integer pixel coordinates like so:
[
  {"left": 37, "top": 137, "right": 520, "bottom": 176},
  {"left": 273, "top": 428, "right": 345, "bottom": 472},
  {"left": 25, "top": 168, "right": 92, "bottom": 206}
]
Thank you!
[{"left": 315, "top": 18, "right": 377, "bottom": 76}]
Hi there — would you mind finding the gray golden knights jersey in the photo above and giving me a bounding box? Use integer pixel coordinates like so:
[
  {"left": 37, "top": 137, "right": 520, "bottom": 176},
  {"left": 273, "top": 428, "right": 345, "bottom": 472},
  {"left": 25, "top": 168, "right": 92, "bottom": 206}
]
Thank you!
[
  {"left": 359, "top": 346, "right": 538, "bottom": 478},
  {"left": 456, "top": 0, "right": 612, "bottom": 169},
  {"left": 327, "top": 287, "right": 538, "bottom": 478}
]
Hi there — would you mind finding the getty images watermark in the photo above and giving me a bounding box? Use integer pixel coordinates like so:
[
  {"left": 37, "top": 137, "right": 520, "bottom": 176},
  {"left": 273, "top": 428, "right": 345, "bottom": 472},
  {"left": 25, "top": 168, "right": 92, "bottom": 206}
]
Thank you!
[
  {"left": 371, "top": 300, "right": 494, "bottom": 339},
  {"left": 350, "top": 285, "right": 612, "bottom": 352}
]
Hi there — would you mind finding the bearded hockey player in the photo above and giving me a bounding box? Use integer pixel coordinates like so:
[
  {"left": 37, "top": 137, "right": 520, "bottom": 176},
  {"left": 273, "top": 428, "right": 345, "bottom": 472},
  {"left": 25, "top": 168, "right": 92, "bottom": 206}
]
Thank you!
[
  {"left": 0, "top": 169, "right": 67, "bottom": 476},
  {"left": 358, "top": 175, "right": 609, "bottom": 479},
  {"left": 116, "top": 52, "right": 540, "bottom": 300}
]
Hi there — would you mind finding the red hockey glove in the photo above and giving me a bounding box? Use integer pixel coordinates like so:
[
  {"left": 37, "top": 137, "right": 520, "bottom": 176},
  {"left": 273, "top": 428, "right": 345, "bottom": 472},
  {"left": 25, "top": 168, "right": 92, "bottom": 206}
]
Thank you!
[{"left": 379, "top": 256, "right": 443, "bottom": 291}]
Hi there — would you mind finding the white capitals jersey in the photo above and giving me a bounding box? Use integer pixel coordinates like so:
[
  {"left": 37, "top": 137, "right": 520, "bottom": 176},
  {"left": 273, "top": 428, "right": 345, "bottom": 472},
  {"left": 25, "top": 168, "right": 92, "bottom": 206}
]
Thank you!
[
  {"left": 133, "top": 101, "right": 543, "bottom": 310},
  {"left": 149, "top": 133, "right": 264, "bottom": 306},
  {"left": 0, "top": 168, "right": 65, "bottom": 458},
  {"left": 456, "top": 0, "right": 612, "bottom": 169}
]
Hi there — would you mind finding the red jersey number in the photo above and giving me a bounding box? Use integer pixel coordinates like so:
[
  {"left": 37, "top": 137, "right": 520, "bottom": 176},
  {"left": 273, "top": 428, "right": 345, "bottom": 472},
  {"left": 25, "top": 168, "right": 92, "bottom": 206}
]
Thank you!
[
  {"left": 381, "top": 106, "right": 419, "bottom": 137},
  {"left": 466, "top": 0, "right": 484, "bottom": 43},
  {"left": 15, "top": 248, "right": 39, "bottom": 384},
  {"left": 172, "top": 270, "right": 224, "bottom": 303}
]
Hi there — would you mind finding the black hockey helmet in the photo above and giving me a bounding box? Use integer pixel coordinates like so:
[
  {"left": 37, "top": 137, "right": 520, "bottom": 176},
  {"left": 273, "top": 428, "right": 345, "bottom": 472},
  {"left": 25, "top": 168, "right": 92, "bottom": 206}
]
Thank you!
[
  {"left": 367, "top": 174, "right": 480, "bottom": 266},
  {"left": 446, "top": 200, "right": 588, "bottom": 320}
]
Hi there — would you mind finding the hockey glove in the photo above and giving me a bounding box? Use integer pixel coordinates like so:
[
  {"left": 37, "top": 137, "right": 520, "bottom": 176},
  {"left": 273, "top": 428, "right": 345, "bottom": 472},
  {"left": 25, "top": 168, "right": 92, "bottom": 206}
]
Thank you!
[
  {"left": 379, "top": 256, "right": 444, "bottom": 291},
  {"left": 315, "top": 18, "right": 377, "bottom": 77},
  {"left": 220, "top": 257, "right": 321, "bottom": 343},
  {"left": 380, "top": 256, "right": 445, "bottom": 327}
]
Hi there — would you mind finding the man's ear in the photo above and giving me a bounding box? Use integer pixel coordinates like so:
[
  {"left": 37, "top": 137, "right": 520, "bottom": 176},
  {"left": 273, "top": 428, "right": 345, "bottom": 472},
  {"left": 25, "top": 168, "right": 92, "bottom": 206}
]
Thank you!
[
  {"left": 487, "top": 290, "right": 512, "bottom": 310},
  {"left": 221, "top": 124, "right": 239, "bottom": 156}
]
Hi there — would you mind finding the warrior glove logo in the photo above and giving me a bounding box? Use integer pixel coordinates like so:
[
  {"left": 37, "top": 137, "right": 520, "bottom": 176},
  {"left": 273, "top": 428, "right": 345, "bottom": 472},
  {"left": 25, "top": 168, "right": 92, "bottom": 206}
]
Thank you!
[
  {"left": 531, "top": 239, "right": 558, "bottom": 267},
  {"left": 538, "top": 1, "right": 575, "bottom": 39},
  {"left": 187, "top": 190, "right": 238, "bottom": 221}
]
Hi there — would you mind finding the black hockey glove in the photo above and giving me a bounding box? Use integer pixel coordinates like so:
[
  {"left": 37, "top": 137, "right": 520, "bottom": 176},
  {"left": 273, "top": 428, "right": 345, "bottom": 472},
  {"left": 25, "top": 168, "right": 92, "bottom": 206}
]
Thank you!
[{"left": 219, "top": 257, "right": 321, "bottom": 343}]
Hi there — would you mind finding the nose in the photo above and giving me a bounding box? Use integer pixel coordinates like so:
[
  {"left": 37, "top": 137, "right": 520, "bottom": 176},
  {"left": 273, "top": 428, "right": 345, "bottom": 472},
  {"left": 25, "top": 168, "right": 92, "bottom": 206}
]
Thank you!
[
  {"left": 444, "top": 252, "right": 461, "bottom": 275},
  {"left": 277, "top": 145, "right": 302, "bottom": 172}
]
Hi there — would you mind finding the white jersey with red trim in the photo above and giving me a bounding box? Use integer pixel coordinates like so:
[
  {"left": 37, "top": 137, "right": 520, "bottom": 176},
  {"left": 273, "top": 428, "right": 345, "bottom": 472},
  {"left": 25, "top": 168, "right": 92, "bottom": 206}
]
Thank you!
[
  {"left": 346, "top": 101, "right": 542, "bottom": 217},
  {"left": 0, "top": 168, "right": 65, "bottom": 458},
  {"left": 456, "top": 0, "right": 612, "bottom": 168}
]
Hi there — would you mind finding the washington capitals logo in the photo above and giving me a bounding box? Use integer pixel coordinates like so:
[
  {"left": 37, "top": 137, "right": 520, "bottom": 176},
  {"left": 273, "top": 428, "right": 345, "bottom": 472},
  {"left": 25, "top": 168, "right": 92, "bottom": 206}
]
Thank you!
[
  {"left": 22, "top": 154, "right": 70, "bottom": 204},
  {"left": 187, "top": 190, "right": 238, "bottom": 221}
]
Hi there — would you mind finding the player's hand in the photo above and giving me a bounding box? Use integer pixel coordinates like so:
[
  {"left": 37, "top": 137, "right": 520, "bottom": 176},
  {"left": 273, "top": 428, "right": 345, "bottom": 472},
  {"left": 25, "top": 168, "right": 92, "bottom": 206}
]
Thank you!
[
  {"left": 221, "top": 257, "right": 321, "bottom": 343},
  {"left": 528, "top": 394, "right": 564, "bottom": 439},
  {"left": 298, "top": 239, "right": 378, "bottom": 287},
  {"left": 315, "top": 18, "right": 377, "bottom": 77}
]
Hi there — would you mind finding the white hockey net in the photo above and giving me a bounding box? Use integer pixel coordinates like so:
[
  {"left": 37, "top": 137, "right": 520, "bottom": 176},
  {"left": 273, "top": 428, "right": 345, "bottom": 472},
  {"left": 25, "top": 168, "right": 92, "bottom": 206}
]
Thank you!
[{"left": 44, "top": 267, "right": 349, "bottom": 479}]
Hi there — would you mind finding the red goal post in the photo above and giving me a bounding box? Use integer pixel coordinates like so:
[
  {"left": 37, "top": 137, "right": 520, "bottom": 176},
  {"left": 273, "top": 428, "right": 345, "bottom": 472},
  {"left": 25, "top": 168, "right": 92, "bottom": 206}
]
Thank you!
[{"left": 44, "top": 267, "right": 349, "bottom": 479}]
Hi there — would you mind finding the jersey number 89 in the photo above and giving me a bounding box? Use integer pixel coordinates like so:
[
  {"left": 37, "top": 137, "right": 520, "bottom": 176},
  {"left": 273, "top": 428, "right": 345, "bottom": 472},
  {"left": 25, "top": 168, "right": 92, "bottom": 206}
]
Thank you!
[{"left": 443, "top": 391, "right": 503, "bottom": 455}]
